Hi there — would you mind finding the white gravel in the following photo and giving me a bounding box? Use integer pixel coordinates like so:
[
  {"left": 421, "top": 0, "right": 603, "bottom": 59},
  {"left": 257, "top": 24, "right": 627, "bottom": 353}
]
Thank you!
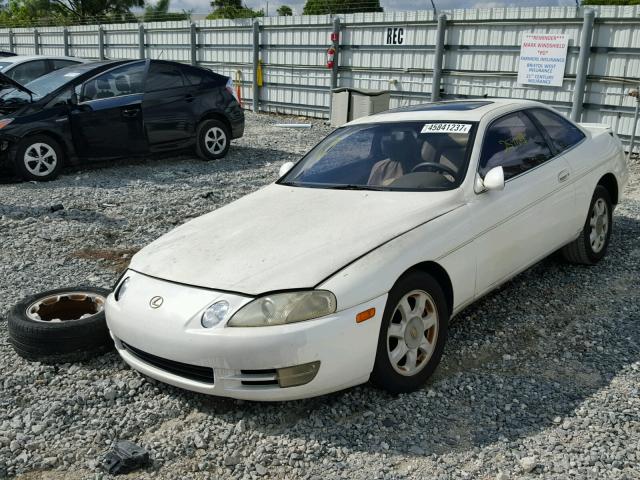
[{"left": 1, "top": 112, "right": 639, "bottom": 479}]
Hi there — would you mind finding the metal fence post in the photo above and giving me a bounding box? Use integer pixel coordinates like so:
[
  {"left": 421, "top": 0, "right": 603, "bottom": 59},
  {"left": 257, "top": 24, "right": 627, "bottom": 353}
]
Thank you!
[
  {"left": 570, "top": 8, "right": 595, "bottom": 122},
  {"left": 63, "top": 28, "right": 69, "bottom": 56},
  {"left": 98, "top": 26, "right": 105, "bottom": 60},
  {"left": 138, "top": 23, "right": 145, "bottom": 59},
  {"left": 628, "top": 88, "right": 640, "bottom": 159},
  {"left": 190, "top": 22, "right": 197, "bottom": 66},
  {"left": 8, "top": 29, "right": 14, "bottom": 53},
  {"left": 252, "top": 19, "right": 260, "bottom": 113},
  {"left": 33, "top": 28, "right": 39, "bottom": 55},
  {"left": 431, "top": 13, "right": 447, "bottom": 102}
]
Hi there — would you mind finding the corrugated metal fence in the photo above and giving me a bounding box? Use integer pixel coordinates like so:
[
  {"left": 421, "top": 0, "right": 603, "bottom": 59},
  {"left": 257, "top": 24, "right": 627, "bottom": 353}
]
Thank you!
[{"left": 0, "top": 5, "right": 639, "bottom": 149}]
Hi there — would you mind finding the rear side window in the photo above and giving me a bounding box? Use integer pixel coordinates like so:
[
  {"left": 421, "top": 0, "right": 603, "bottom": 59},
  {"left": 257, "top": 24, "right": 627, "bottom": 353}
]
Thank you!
[
  {"left": 8, "top": 60, "right": 48, "bottom": 84},
  {"left": 479, "top": 111, "right": 554, "bottom": 180},
  {"left": 528, "top": 108, "right": 586, "bottom": 153},
  {"left": 145, "top": 63, "right": 185, "bottom": 92}
]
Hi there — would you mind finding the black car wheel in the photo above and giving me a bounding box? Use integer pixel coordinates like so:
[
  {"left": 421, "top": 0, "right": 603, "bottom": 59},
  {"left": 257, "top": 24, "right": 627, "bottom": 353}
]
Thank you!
[
  {"left": 370, "top": 271, "right": 449, "bottom": 394},
  {"left": 196, "top": 119, "right": 230, "bottom": 160},
  {"left": 8, "top": 287, "right": 114, "bottom": 363},
  {"left": 14, "top": 134, "right": 63, "bottom": 181}
]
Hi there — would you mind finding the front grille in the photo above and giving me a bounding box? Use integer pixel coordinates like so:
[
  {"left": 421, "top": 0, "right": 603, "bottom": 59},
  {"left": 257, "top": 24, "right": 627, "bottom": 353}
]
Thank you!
[{"left": 122, "top": 342, "right": 214, "bottom": 385}]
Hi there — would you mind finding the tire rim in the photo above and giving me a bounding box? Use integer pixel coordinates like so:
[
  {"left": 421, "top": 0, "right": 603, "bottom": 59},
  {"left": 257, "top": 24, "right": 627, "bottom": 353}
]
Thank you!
[
  {"left": 24, "top": 142, "right": 57, "bottom": 177},
  {"left": 26, "top": 292, "right": 105, "bottom": 323},
  {"left": 386, "top": 289, "right": 439, "bottom": 377},
  {"left": 589, "top": 198, "right": 609, "bottom": 254},
  {"left": 204, "top": 127, "right": 227, "bottom": 155}
]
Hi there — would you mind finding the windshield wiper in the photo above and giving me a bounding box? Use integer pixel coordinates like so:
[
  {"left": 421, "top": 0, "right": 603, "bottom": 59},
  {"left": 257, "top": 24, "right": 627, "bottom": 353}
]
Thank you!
[{"left": 330, "top": 184, "right": 385, "bottom": 191}]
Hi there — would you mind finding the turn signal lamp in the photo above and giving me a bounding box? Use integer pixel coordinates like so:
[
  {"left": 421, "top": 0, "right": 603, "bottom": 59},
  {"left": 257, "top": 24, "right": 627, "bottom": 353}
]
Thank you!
[{"left": 356, "top": 308, "right": 376, "bottom": 323}]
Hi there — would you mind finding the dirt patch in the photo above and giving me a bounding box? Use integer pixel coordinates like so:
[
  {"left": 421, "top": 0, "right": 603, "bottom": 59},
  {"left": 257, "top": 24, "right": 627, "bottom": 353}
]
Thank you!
[{"left": 70, "top": 247, "right": 139, "bottom": 274}]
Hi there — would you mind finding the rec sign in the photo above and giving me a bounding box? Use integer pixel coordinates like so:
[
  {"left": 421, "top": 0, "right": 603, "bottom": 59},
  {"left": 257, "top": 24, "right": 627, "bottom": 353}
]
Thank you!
[
  {"left": 385, "top": 27, "right": 405, "bottom": 45},
  {"left": 517, "top": 33, "right": 569, "bottom": 87}
]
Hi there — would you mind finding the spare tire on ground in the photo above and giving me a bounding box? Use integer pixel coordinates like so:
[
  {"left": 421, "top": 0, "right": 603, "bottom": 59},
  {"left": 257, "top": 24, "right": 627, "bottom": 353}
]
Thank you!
[{"left": 8, "top": 286, "right": 114, "bottom": 363}]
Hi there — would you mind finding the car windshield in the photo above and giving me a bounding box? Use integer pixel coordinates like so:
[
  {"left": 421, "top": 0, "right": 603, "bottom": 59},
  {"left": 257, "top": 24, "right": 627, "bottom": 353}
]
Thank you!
[
  {"left": 0, "top": 66, "right": 83, "bottom": 103},
  {"left": 280, "top": 121, "right": 477, "bottom": 191}
]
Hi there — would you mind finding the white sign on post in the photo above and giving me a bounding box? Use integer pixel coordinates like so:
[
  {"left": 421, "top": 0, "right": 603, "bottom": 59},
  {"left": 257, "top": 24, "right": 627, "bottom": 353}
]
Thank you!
[{"left": 517, "top": 33, "right": 569, "bottom": 87}]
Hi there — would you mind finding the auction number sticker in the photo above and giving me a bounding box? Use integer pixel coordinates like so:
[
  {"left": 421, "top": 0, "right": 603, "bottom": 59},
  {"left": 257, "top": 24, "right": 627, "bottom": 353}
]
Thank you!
[{"left": 421, "top": 123, "right": 472, "bottom": 134}]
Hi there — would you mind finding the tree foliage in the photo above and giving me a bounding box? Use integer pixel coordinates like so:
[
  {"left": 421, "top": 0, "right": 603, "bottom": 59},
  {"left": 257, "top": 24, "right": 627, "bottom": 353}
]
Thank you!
[
  {"left": 276, "top": 4, "right": 292, "bottom": 15},
  {"left": 207, "top": 0, "right": 263, "bottom": 19},
  {"left": 303, "top": 0, "right": 382, "bottom": 15},
  {"left": 144, "top": 0, "right": 189, "bottom": 21}
]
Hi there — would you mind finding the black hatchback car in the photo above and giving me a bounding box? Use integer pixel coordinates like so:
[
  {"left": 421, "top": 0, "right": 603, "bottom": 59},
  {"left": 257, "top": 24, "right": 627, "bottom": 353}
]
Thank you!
[{"left": 0, "top": 59, "right": 244, "bottom": 181}]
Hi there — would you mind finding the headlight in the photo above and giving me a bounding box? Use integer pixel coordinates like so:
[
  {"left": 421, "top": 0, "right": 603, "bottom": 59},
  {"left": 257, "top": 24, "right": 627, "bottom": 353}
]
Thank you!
[
  {"left": 114, "top": 277, "right": 130, "bottom": 301},
  {"left": 0, "top": 118, "right": 13, "bottom": 129},
  {"left": 227, "top": 290, "right": 336, "bottom": 327},
  {"left": 201, "top": 300, "right": 229, "bottom": 328}
]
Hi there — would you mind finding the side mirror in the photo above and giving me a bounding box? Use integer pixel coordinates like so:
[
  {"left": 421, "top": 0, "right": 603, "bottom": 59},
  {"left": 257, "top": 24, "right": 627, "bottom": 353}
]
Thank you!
[
  {"left": 67, "top": 91, "right": 78, "bottom": 106},
  {"left": 279, "top": 161, "right": 295, "bottom": 178},
  {"left": 479, "top": 166, "right": 505, "bottom": 192}
]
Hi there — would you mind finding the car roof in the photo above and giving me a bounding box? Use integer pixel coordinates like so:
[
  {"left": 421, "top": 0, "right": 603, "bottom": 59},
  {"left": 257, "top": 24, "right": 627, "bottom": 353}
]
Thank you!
[
  {"left": 0, "top": 55, "right": 88, "bottom": 65},
  {"left": 345, "top": 98, "right": 548, "bottom": 125}
]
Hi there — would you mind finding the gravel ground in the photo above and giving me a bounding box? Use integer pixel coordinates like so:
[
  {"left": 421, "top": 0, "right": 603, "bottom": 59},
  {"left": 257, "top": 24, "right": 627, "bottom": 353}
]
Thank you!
[{"left": 0, "top": 112, "right": 639, "bottom": 480}]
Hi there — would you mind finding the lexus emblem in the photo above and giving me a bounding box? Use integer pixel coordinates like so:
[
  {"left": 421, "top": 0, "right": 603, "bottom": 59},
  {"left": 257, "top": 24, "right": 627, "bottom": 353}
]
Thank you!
[{"left": 149, "top": 296, "right": 164, "bottom": 309}]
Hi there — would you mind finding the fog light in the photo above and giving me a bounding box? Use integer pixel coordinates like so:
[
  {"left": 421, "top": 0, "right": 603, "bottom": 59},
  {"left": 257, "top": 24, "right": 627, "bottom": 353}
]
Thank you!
[
  {"left": 201, "top": 300, "right": 229, "bottom": 328},
  {"left": 276, "top": 361, "right": 320, "bottom": 388}
]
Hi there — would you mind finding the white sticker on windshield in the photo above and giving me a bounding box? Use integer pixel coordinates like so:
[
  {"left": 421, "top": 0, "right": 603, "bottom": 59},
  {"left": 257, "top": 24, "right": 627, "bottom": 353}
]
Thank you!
[
  {"left": 421, "top": 123, "right": 472, "bottom": 134},
  {"left": 64, "top": 72, "right": 81, "bottom": 77}
]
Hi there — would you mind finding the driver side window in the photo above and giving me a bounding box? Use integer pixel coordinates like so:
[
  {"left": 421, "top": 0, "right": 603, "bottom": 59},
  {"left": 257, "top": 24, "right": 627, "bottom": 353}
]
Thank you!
[
  {"left": 479, "top": 111, "right": 553, "bottom": 180},
  {"left": 81, "top": 62, "right": 145, "bottom": 102}
]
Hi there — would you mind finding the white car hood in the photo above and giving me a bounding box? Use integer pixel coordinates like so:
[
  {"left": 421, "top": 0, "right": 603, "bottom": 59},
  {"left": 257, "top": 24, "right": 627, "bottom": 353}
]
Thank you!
[{"left": 130, "top": 184, "right": 464, "bottom": 295}]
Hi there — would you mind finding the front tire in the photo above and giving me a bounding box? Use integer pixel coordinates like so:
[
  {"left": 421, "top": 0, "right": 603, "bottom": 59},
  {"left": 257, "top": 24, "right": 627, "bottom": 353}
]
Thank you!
[
  {"left": 196, "top": 119, "right": 230, "bottom": 161},
  {"left": 562, "top": 185, "right": 612, "bottom": 265},
  {"left": 370, "top": 271, "right": 449, "bottom": 394},
  {"left": 14, "top": 134, "right": 63, "bottom": 182}
]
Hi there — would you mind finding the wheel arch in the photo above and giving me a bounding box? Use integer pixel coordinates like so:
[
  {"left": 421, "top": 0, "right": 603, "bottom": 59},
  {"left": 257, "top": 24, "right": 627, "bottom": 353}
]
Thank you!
[
  {"left": 597, "top": 173, "right": 619, "bottom": 205},
  {"left": 198, "top": 111, "right": 231, "bottom": 133},
  {"left": 401, "top": 261, "right": 454, "bottom": 315}
]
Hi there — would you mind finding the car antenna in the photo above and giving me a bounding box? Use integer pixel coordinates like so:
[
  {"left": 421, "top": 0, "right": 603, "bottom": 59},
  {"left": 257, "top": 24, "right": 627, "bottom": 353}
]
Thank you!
[{"left": 157, "top": 50, "right": 165, "bottom": 59}]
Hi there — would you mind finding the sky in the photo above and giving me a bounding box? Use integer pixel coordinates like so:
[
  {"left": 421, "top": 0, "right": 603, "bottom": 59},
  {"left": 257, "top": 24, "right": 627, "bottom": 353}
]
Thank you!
[{"left": 172, "top": 0, "right": 579, "bottom": 15}]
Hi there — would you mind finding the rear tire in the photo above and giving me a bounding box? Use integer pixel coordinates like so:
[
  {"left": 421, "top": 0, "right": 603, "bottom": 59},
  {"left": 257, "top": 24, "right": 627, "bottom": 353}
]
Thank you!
[
  {"left": 14, "top": 134, "right": 63, "bottom": 182},
  {"left": 196, "top": 119, "right": 230, "bottom": 161},
  {"left": 370, "top": 271, "right": 449, "bottom": 394},
  {"left": 8, "top": 287, "right": 113, "bottom": 363},
  {"left": 562, "top": 185, "right": 612, "bottom": 265}
]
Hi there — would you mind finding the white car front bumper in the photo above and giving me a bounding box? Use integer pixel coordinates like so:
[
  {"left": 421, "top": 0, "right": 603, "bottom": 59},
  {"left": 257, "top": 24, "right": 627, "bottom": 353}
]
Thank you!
[{"left": 105, "top": 270, "right": 387, "bottom": 401}]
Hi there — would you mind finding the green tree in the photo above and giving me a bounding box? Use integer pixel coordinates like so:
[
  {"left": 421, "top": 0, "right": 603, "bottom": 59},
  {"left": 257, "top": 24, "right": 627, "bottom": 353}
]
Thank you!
[
  {"left": 208, "top": 0, "right": 263, "bottom": 19},
  {"left": 50, "top": 0, "right": 144, "bottom": 19},
  {"left": 0, "top": 0, "right": 66, "bottom": 26},
  {"left": 303, "top": 0, "right": 382, "bottom": 15},
  {"left": 144, "top": 0, "right": 189, "bottom": 21},
  {"left": 582, "top": 0, "right": 640, "bottom": 3},
  {"left": 276, "top": 4, "right": 291, "bottom": 15}
]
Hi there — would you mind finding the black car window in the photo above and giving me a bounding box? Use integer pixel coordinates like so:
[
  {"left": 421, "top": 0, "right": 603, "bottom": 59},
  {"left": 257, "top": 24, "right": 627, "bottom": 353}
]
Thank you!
[
  {"left": 8, "top": 60, "right": 48, "bottom": 84},
  {"left": 81, "top": 62, "right": 145, "bottom": 102},
  {"left": 51, "top": 59, "right": 81, "bottom": 71},
  {"left": 145, "top": 63, "right": 185, "bottom": 92},
  {"left": 479, "top": 111, "right": 554, "bottom": 180},
  {"left": 528, "top": 108, "right": 586, "bottom": 153}
]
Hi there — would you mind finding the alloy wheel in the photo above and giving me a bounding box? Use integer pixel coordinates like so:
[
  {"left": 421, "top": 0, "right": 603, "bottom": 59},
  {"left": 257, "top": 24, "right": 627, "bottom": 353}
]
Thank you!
[
  {"left": 589, "top": 198, "right": 609, "bottom": 253},
  {"left": 204, "top": 127, "right": 227, "bottom": 155},
  {"left": 24, "top": 142, "right": 58, "bottom": 177},
  {"left": 386, "top": 289, "right": 439, "bottom": 376}
]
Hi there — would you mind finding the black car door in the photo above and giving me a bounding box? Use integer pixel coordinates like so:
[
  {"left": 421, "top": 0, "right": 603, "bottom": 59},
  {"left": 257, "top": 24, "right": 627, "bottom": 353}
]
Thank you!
[
  {"left": 69, "top": 61, "right": 148, "bottom": 159},
  {"left": 142, "top": 60, "right": 198, "bottom": 148}
]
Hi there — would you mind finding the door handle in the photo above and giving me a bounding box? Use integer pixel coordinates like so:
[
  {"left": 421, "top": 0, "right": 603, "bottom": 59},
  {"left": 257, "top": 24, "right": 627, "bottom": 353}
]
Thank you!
[
  {"left": 558, "top": 169, "right": 570, "bottom": 183},
  {"left": 185, "top": 94, "right": 195, "bottom": 103},
  {"left": 122, "top": 108, "right": 139, "bottom": 118}
]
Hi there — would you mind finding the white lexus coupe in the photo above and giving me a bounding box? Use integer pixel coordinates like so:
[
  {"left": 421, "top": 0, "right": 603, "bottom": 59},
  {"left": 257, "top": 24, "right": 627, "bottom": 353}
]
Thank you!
[{"left": 106, "top": 99, "right": 628, "bottom": 401}]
